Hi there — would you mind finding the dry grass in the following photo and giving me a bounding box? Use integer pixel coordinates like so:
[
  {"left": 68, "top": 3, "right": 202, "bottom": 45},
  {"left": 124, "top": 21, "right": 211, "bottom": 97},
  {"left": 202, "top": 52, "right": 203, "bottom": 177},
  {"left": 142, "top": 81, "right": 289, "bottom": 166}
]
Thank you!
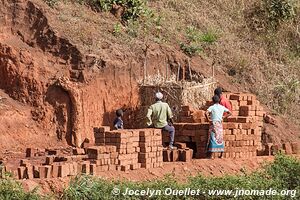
[
  {"left": 43, "top": 0, "right": 300, "bottom": 124},
  {"left": 150, "top": 0, "right": 300, "bottom": 122}
]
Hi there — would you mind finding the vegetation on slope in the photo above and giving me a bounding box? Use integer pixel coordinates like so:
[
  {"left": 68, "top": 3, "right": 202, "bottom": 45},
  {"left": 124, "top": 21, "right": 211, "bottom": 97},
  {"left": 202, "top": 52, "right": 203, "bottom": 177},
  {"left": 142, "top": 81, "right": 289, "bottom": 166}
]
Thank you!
[
  {"left": 62, "top": 155, "right": 300, "bottom": 199},
  {"left": 1, "top": 154, "right": 299, "bottom": 199},
  {"left": 43, "top": 0, "right": 300, "bottom": 124},
  {"left": 61, "top": 154, "right": 300, "bottom": 199},
  {"left": 0, "top": 173, "right": 45, "bottom": 199}
]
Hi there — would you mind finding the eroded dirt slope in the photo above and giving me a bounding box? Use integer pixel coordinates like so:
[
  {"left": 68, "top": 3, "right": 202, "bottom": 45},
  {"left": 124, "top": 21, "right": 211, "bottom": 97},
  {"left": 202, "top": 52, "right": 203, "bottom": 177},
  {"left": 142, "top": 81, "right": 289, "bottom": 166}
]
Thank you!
[
  {"left": 0, "top": 90, "right": 65, "bottom": 155},
  {"left": 0, "top": 0, "right": 299, "bottom": 152},
  {"left": 0, "top": 0, "right": 205, "bottom": 150}
]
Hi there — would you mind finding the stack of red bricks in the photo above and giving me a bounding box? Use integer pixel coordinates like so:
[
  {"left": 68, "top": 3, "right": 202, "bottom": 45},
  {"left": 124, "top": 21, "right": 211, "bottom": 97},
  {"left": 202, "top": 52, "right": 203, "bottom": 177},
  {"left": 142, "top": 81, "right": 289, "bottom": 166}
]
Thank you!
[
  {"left": 170, "top": 93, "right": 266, "bottom": 159},
  {"left": 165, "top": 123, "right": 209, "bottom": 159},
  {"left": 105, "top": 130, "right": 141, "bottom": 171},
  {"left": 179, "top": 107, "right": 207, "bottom": 123},
  {"left": 138, "top": 129, "right": 163, "bottom": 169},
  {"left": 16, "top": 128, "right": 165, "bottom": 179},
  {"left": 9, "top": 127, "right": 166, "bottom": 180},
  {"left": 163, "top": 142, "right": 194, "bottom": 162},
  {"left": 85, "top": 145, "right": 119, "bottom": 174},
  {"left": 180, "top": 93, "right": 265, "bottom": 124},
  {"left": 223, "top": 93, "right": 265, "bottom": 123},
  {"left": 222, "top": 126, "right": 260, "bottom": 158},
  {"left": 264, "top": 142, "right": 300, "bottom": 156},
  {"left": 93, "top": 127, "right": 163, "bottom": 171},
  {"left": 17, "top": 162, "right": 80, "bottom": 179},
  {"left": 170, "top": 122, "right": 261, "bottom": 159},
  {"left": 15, "top": 148, "right": 85, "bottom": 179}
]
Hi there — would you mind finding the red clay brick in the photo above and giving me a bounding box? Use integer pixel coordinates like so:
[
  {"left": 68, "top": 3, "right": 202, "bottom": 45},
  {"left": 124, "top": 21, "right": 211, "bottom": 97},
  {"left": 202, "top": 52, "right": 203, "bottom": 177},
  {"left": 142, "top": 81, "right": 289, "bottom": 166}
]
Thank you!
[
  {"left": 60, "top": 164, "right": 70, "bottom": 177},
  {"left": 98, "top": 165, "right": 109, "bottom": 172},
  {"left": 255, "top": 111, "right": 266, "bottom": 117},
  {"left": 45, "top": 156, "right": 55, "bottom": 165},
  {"left": 291, "top": 142, "right": 299, "bottom": 154},
  {"left": 73, "top": 148, "right": 86, "bottom": 155},
  {"left": 51, "top": 164, "right": 59, "bottom": 178},
  {"left": 26, "top": 148, "right": 37, "bottom": 157},
  {"left": 171, "top": 149, "right": 179, "bottom": 162},
  {"left": 98, "top": 126, "right": 110, "bottom": 132},
  {"left": 18, "top": 167, "right": 27, "bottom": 179},
  {"left": 121, "top": 165, "right": 130, "bottom": 172},
  {"left": 163, "top": 149, "right": 171, "bottom": 162},
  {"left": 32, "top": 166, "right": 40, "bottom": 178},
  {"left": 26, "top": 165, "right": 34, "bottom": 179},
  {"left": 141, "top": 163, "right": 153, "bottom": 169},
  {"left": 90, "top": 164, "right": 97, "bottom": 175},
  {"left": 20, "top": 159, "right": 30, "bottom": 167},
  {"left": 39, "top": 165, "right": 52, "bottom": 179},
  {"left": 108, "top": 165, "right": 117, "bottom": 171},
  {"left": 82, "top": 162, "right": 90, "bottom": 174},
  {"left": 180, "top": 149, "right": 193, "bottom": 162},
  {"left": 283, "top": 143, "right": 293, "bottom": 155},
  {"left": 263, "top": 143, "right": 273, "bottom": 156},
  {"left": 174, "top": 142, "right": 187, "bottom": 149},
  {"left": 230, "top": 94, "right": 240, "bottom": 100},
  {"left": 225, "top": 135, "right": 235, "bottom": 141},
  {"left": 181, "top": 106, "right": 191, "bottom": 112}
]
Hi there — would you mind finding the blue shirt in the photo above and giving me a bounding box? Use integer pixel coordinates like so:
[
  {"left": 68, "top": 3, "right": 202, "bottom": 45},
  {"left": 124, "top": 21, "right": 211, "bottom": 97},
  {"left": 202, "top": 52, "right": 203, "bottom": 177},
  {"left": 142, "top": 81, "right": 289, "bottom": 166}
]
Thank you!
[
  {"left": 113, "top": 117, "right": 123, "bottom": 129},
  {"left": 207, "top": 104, "right": 229, "bottom": 122}
]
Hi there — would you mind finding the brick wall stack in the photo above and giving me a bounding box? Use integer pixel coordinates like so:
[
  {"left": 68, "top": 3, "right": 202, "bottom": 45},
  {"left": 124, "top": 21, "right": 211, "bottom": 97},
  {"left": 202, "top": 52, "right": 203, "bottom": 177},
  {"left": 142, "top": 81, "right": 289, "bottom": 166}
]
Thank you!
[
  {"left": 104, "top": 130, "right": 141, "bottom": 171},
  {"left": 138, "top": 129, "right": 163, "bottom": 169},
  {"left": 93, "top": 128, "right": 164, "bottom": 171},
  {"left": 169, "top": 121, "right": 262, "bottom": 159},
  {"left": 224, "top": 93, "right": 265, "bottom": 122},
  {"left": 180, "top": 93, "right": 265, "bottom": 124},
  {"left": 12, "top": 148, "right": 87, "bottom": 179},
  {"left": 164, "top": 123, "right": 209, "bottom": 158},
  {"left": 163, "top": 147, "right": 194, "bottom": 162},
  {"left": 85, "top": 145, "right": 119, "bottom": 174},
  {"left": 166, "top": 93, "right": 266, "bottom": 159},
  {"left": 179, "top": 106, "right": 208, "bottom": 123}
]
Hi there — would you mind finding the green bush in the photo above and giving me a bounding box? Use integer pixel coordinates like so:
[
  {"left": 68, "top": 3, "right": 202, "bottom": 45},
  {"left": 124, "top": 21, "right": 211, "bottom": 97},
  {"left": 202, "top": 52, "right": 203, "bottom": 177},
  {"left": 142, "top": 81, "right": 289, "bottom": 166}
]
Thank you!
[
  {"left": 62, "top": 175, "right": 116, "bottom": 200},
  {"left": 91, "top": 0, "right": 148, "bottom": 21},
  {"left": 180, "top": 42, "right": 203, "bottom": 57},
  {"left": 113, "top": 22, "right": 122, "bottom": 36},
  {"left": 264, "top": 0, "right": 296, "bottom": 25},
  {"left": 248, "top": 0, "right": 297, "bottom": 30},
  {"left": 0, "top": 175, "right": 42, "bottom": 200},
  {"left": 44, "top": 0, "right": 148, "bottom": 21},
  {"left": 201, "top": 32, "right": 218, "bottom": 44},
  {"left": 265, "top": 152, "right": 300, "bottom": 189},
  {"left": 180, "top": 26, "right": 217, "bottom": 56},
  {"left": 44, "top": 0, "right": 59, "bottom": 7}
]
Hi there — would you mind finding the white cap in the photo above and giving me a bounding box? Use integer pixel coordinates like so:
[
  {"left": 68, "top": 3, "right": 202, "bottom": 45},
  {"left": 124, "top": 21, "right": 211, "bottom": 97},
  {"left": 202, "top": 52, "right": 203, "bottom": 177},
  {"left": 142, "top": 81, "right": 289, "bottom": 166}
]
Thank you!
[{"left": 155, "top": 92, "right": 163, "bottom": 100}]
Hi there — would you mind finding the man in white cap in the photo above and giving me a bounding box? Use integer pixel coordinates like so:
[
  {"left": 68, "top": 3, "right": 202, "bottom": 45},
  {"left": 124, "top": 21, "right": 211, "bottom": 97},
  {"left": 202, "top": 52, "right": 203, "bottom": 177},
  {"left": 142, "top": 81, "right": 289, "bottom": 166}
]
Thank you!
[{"left": 146, "top": 92, "right": 175, "bottom": 149}]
